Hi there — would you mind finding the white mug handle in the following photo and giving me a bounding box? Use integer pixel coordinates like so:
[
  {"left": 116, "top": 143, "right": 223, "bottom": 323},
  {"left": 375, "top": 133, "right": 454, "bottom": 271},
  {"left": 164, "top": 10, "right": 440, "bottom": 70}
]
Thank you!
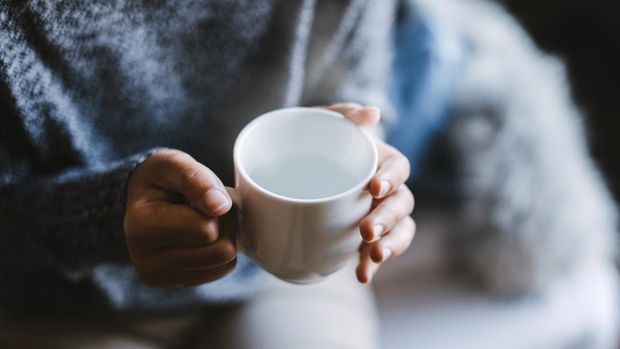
[
  {"left": 225, "top": 186, "right": 247, "bottom": 254},
  {"left": 225, "top": 186, "right": 241, "bottom": 209}
]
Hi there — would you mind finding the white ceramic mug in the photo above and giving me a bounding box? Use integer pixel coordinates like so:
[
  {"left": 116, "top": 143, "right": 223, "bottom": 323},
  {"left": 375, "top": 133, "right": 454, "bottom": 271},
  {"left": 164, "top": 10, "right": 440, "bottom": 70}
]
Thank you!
[{"left": 226, "top": 107, "right": 378, "bottom": 283}]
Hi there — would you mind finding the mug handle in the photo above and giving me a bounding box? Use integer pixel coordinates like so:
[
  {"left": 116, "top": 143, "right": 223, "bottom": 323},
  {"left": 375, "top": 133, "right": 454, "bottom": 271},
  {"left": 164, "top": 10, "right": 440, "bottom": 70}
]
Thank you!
[
  {"left": 225, "top": 186, "right": 247, "bottom": 254},
  {"left": 225, "top": 186, "right": 242, "bottom": 209}
]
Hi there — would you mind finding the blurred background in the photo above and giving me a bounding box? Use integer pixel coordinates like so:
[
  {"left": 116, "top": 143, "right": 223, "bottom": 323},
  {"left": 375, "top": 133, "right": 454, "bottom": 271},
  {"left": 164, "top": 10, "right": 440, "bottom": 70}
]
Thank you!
[
  {"left": 500, "top": 0, "right": 620, "bottom": 203},
  {"left": 375, "top": 1, "right": 620, "bottom": 348}
]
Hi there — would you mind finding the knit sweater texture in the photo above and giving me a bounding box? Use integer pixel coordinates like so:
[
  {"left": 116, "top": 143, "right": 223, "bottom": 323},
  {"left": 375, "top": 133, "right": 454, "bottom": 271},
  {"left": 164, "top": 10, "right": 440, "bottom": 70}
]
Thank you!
[{"left": 0, "top": 0, "right": 396, "bottom": 315}]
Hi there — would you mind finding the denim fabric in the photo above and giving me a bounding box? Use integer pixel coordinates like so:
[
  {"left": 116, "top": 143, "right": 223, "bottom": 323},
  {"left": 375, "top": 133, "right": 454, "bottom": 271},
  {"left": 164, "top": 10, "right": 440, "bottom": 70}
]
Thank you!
[{"left": 387, "top": 9, "right": 463, "bottom": 181}]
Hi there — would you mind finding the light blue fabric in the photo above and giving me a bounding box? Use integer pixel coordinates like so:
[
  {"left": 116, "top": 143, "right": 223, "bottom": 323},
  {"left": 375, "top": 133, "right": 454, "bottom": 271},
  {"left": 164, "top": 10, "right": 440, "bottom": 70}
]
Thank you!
[{"left": 387, "top": 8, "right": 464, "bottom": 181}]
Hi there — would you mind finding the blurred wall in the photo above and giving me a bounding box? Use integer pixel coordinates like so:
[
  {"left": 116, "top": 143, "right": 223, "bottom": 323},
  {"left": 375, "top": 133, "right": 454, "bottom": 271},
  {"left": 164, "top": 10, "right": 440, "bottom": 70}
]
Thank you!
[{"left": 498, "top": 0, "right": 620, "bottom": 201}]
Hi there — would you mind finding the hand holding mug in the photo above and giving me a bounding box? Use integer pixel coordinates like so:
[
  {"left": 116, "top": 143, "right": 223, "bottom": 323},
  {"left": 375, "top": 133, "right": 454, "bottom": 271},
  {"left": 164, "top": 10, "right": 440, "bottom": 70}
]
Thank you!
[
  {"left": 124, "top": 149, "right": 237, "bottom": 289},
  {"left": 323, "top": 103, "right": 416, "bottom": 283}
]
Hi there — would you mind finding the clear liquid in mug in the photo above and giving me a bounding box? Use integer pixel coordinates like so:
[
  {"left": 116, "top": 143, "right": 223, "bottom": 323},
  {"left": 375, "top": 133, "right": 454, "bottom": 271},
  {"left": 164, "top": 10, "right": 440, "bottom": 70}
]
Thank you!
[{"left": 249, "top": 154, "right": 359, "bottom": 200}]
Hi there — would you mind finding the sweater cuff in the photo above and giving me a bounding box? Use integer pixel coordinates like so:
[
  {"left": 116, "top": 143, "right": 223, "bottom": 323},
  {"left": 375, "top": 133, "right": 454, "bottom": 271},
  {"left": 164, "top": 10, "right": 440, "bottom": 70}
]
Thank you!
[{"left": 0, "top": 147, "right": 169, "bottom": 274}]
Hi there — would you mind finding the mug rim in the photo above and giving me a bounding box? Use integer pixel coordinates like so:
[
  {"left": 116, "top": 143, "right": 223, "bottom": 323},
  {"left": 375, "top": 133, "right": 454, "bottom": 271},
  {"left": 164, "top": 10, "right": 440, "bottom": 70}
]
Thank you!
[{"left": 233, "top": 107, "right": 378, "bottom": 204}]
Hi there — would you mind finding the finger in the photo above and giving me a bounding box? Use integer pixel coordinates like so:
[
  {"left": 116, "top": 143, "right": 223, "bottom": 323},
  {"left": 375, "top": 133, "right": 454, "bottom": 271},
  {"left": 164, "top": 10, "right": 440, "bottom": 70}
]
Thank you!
[
  {"left": 140, "top": 259, "right": 237, "bottom": 289},
  {"left": 146, "top": 238, "right": 236, "bottom": 272},
  {"left": 368, "top": 142, "right": 411, "bottom": 199},
  {"left": 125, "top": 201, "right": 220, "bottom": 248},
  {"left": 322, "top": 103, "right": 381, "bottom": 128},
  {"left": 359, "top": 184, "right": 414, "bottom": 242},
  {"left": 146, "top": 150, "right": 231, "bottom": 217},
  {"left": 142, "top": 213, "right": 237, "bottom": 272},
  {"left": 368, "top": 216, "right": 416, "bottom": 263},
  {"left": 321, "top": 102, "right": 363, "bottom": 115},
  {"left": 356, "top": 243, "right": 381, "bottom": 284}
]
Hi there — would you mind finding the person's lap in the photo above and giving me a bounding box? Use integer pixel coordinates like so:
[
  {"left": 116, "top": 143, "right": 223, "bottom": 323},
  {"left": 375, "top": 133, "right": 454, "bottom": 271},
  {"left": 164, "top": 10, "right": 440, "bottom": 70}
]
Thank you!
[{"left": 0, "top": 261, "right": 378, "bottom": 349}]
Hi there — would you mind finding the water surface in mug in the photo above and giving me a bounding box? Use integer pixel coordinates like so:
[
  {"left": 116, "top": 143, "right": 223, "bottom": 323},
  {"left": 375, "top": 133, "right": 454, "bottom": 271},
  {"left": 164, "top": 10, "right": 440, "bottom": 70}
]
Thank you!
[{"left": 249, "top": 153, "right": 360, "bottom": 200}]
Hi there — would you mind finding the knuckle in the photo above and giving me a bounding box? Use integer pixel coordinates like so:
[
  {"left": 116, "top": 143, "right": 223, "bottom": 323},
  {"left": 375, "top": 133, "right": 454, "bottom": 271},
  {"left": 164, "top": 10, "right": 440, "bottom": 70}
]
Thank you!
[
  {"left": 397, "top": 153, "right": 411, "bottom": 178},
  {"left": 168, "top": 152, "right": 200, "bottom": 177},
  {"left": 392, "top": 184, "right": 414, "bottom": 213},
  {"left": 150, "top": 149, "right": 186, "bottom": 168},
  {"left": 178, "top": 165, "right": 201, "bottom": 188},
  {"left": 198, "top": 220, "right": 219, "bottom": 244},
  {"left": 394, "top": 150, "right": 408, "bottom": 164},
  {"left": 403, "top": 183, "right": 413, "bottom": 196},
  {"left": 166, "top": 149, "right": 193, "bottom": 163},
  {"left": 135, "top": 151, "right": 162, "bottom": 172},
  {"left": 402, "top": 185, "right": 415, "bottom": 213},
  {"left": 180, "top": 164, "right": 203, "bottom": 186},
  {"left": 180, "top": 164, "right": 216, "bottom": 191},
  {"left": 406, "top": 216, "right": 416, "bottom": 236},
  {"left": 395, "top": 183, "right": 407, "bottom": 194},
  {"left": 384, "top": 146, "right": 410, "bottom": 172},
  {"left": 215, "top": 241, "right": 237, "bottom": 264}
]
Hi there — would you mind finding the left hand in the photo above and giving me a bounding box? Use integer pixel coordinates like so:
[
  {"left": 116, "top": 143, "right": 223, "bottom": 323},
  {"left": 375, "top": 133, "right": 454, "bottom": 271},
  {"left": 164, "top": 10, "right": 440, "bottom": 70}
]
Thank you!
[{"left": 322, "top": 103, "right": 416, "bottom": 283}]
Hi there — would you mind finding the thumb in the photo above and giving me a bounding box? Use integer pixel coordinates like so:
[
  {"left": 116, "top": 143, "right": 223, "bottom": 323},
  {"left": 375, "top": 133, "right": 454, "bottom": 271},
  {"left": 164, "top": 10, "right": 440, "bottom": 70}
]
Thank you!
[{"left": 149, "top": 150, "right": 232, "bottom": 217}]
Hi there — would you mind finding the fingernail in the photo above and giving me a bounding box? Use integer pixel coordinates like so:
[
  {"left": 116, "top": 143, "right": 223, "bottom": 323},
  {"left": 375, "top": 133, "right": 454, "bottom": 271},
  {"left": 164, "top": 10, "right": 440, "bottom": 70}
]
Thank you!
[
  {"left": 366, "top": 106, "right": 381, "bottom": 117},
  {"left": 378, "top": 180, "right": 391, "bottom": 197},
  {"left": 373, "top": 224, "right": 384, "bottom": 240},
  {"left": 205, "top": 188, "right": 230, "bottom": 212},
  {"left": 382, "top": 248, "right": 392, "bottom": 262},
  {"left": 349, "top": 108, "right": 364, "bottom": 119}
]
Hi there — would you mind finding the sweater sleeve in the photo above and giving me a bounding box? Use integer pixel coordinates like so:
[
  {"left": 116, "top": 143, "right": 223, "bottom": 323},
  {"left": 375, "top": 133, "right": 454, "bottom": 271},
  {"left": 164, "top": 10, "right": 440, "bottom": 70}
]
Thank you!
[
  {"left": 0, "top": 147, "right": 161, "bottom": 275},
  {"left": 0, "top": 6, "right": 167, "bottom": 275}
]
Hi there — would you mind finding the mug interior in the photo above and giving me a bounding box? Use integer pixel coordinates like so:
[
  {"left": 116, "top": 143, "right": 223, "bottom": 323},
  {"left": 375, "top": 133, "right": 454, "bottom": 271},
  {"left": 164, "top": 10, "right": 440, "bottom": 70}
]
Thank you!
[{"left": 235, "top": 108, "right": 377, "bottom": 201}]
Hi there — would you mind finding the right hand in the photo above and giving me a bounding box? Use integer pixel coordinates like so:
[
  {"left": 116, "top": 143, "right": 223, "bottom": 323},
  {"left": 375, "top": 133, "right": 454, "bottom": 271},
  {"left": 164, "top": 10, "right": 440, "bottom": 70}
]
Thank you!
[{"left": 124, "top": 149, "right": 236, "bottom": 289}]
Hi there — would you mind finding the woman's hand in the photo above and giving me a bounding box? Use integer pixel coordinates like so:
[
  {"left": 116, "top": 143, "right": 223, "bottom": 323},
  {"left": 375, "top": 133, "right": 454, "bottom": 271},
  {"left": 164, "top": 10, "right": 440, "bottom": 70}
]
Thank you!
[
  {"left": 124, "top": 149, "right": 236, "bottom": 289},
  {"left": 323, "top": 103, "right": 416, "bottom": 283}
]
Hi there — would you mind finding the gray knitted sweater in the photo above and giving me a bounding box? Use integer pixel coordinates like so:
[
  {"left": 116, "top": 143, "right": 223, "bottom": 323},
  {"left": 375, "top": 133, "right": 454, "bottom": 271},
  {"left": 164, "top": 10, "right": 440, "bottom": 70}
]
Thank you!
[{"left": 0, "top": 0, "right": 396, "bottom": 315}]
